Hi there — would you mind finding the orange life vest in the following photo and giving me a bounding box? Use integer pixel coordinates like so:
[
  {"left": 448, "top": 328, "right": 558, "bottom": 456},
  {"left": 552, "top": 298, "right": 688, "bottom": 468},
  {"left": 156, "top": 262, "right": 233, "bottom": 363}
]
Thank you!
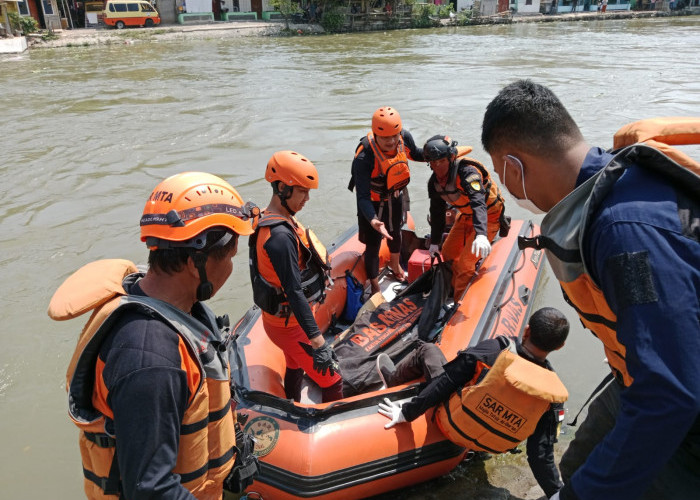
[
  {"left": 435, "top": 339, "right": 568, "bottom": 454},
  {"left": 432, "top": 151, "right": 504, "bottom": 217},
  {"left": 613, "top": 117, "right": 700, "bottom": 173},
  {"left": 249, "top": 213, "right": 331, "bottom": 321},
  {"left": 364, "top": 132, "right": 411, "bottom": 202},
  {"left": 48, "top": 259, "right": 236, "bottom": 500},
  {"left": 519, "top": 118, "right": 700, "bottom": 387}
]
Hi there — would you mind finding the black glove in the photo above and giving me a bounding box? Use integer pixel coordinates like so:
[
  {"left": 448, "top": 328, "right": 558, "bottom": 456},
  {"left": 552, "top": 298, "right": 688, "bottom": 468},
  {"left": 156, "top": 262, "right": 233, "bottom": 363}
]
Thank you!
[{"left": 312, "top": 343, "right": 340, "bottom": 377}]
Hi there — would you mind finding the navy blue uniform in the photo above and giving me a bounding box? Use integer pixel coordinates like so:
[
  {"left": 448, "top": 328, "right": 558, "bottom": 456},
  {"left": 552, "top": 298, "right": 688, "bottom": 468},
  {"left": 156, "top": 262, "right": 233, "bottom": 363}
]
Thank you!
[{"left": 560, "top": 148, "right": 700, "bottom": 500}]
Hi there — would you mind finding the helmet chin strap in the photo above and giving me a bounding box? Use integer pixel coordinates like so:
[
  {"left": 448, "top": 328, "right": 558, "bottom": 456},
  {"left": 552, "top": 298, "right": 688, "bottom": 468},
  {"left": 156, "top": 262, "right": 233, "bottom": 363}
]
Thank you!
[
  {"left": 274, "top": 182, "right": 296, "bottom": 216},
  {"left": 188, "top": 250, "right": 214, "bottom": 302}
]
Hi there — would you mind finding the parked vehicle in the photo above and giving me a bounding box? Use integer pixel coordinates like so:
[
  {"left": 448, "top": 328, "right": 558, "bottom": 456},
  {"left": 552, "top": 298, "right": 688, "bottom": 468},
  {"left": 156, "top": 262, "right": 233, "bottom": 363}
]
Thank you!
[{"left": 102, "top": 0, "right": 161, "bottom": 29}]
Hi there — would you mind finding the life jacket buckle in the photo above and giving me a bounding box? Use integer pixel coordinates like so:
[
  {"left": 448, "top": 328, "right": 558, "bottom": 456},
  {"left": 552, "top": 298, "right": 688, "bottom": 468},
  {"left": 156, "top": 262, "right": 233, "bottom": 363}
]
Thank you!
[
  {"left": 100, "top": 477, "right": 110, "bottom": 492},
  {"left": 85, "top": 431, "right": 116, "bottom": 448},
  {"left": 517, "top": 235, "right": 542, "bottom": 250}
]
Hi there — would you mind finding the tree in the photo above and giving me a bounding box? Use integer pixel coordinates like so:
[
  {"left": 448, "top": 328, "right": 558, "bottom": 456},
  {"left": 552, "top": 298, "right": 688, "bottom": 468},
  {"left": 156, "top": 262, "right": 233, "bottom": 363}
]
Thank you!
[{"left": 269, "top": 0, "right": 302, "bottom": 30}]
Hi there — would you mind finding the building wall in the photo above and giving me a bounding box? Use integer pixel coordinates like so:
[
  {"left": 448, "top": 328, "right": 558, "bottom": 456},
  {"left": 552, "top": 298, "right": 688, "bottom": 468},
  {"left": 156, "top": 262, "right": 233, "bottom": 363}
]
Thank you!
[
  {"left": 556, "top": 0, "right": 631, "bottom": 10},
  {"left": 16, "top": 0, "right": 61, "bottom": 29},
  {"left": 515, "top": 0, "right": 541, "bottom": 12},
  {"left": 160, "top": 0, "right": 177, "bottom": 23},
  {"left": 220, "top": 0, "right": 252, "bottom": 12},
  {"left": 456, "top": 0, "right": 475, "bottom": 10},
  {"left": 160, "top": 0, "right": 253, "bottom": 22},
  {"left": 480, "top": 0, "right": 499, "bottom": 14}
]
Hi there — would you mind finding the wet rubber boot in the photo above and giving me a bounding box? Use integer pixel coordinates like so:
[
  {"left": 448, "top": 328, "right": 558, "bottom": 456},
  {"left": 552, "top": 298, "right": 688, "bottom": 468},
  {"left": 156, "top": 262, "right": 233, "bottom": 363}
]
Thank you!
[{"left": 284, "top": 368, "right": 304, "bottom": 402}]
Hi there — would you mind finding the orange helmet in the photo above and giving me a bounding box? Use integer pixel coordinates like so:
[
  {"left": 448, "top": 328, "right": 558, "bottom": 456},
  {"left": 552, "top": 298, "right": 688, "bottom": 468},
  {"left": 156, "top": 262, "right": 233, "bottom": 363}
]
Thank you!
[
  {"left": 372, "top": 107, "right": 402, "bottom": 137},
  {"left": 265, "top": 151, "right": 319, "bottom": 189},
  {"left": 140, "top": 172, "right": 258, "bottom": 249}
]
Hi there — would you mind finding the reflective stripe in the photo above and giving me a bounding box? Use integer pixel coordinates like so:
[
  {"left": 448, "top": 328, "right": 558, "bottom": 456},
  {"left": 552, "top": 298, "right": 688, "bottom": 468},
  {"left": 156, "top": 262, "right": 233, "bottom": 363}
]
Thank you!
[
  {"left": 140, "top": 202, "right": 258, "bottom": 227},
  {"left": 434, "top": 156, "right": 502, "bottom": 216}
]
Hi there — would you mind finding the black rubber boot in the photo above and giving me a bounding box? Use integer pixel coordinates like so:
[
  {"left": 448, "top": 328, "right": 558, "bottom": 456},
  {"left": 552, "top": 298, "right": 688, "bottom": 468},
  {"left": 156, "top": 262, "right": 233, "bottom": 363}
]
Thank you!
[{"left": 284, "top": 368, "right": 304, "bottom": 402}]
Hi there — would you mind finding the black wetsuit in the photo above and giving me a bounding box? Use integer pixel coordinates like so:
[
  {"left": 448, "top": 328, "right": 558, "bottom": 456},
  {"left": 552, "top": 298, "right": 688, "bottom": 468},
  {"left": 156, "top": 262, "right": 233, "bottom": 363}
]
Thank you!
[
  {"left": 262, "top": 223, "right": 321, "bottom": 339},
  {"left": 351, "top": 129, "right": 424, "bottom": 279}
]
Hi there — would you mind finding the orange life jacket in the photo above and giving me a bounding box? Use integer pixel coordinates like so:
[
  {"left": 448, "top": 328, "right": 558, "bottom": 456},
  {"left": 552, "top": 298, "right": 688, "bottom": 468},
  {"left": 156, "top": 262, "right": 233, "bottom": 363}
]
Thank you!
[
  {"left": 518, "top": 118, "right": 700, "bottom": 387},
  {"left": 48, "top": 259, "right": 236, "bottom": 500},
  {"left": 249, "top": 213, "right": 331, "bottom": 321},
  {"left": 432, "top": 150, "right": 504, "bottom": 217},
  {"left": 435, "top": 339, "right": 568, "bottom": 454},
  {"left": 613, "top": 117, "right": 700, "bottom": 173},
  {"left": 364, "top": 132, "right": 411, "bottom": 202}
]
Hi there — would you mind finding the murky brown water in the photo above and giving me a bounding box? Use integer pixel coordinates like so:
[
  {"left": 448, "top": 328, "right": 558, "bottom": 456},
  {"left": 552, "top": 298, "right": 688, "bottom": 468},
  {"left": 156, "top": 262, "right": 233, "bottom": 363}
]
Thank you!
[{"left": 1, "top": 16, "right": 699, "bottom": 499}]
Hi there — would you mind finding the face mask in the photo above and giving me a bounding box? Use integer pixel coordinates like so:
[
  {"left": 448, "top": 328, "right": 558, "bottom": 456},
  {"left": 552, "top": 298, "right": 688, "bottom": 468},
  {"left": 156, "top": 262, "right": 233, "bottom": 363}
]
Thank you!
[{"left": 502, "top": 155, "right": 545, "bottom": 215}]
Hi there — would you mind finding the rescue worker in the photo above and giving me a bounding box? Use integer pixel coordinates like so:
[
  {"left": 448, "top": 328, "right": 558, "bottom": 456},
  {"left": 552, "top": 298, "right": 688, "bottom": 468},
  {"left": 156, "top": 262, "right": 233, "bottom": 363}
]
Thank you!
[
  {"left": 250, "top": 150, "right": 342, "bottom": 403},
  {"left": 377, "top": 307, "right": 570, "bottom": 499},
  {"left": 481, "top": 79, "right": 700, "bottom": 500},
  {"left": 48, "top": 172, "right": 259, "bottom": 499},
  {"left": 424, "top": 134, "right": 507, "bottom": 300},
  {"left": 349, "top": 106, "right": 425, "bottom": 294}
]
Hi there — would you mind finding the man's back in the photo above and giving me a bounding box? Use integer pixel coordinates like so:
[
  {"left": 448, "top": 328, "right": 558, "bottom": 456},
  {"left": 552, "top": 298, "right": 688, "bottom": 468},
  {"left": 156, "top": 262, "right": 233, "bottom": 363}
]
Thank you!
[{"left": 569, "top": 146, "right": 700, "bottom": 499}]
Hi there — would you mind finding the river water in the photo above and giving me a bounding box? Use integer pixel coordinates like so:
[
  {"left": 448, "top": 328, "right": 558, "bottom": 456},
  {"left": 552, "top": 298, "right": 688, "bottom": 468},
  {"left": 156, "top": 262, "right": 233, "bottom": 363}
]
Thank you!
[{"left": 1, "top": 16, "right": 699, "bottom": 499}]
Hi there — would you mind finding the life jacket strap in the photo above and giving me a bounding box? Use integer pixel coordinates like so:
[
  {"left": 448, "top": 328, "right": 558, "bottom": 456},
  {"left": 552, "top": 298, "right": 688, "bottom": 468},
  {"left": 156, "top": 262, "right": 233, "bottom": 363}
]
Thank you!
[
  {"left": 567, "top": 372, "right": 616, "bottom": 427},
  {"left": 82, "top": 450, "right": 121, "bottom": 496},
  {"left": 84, "top": 431, "right": 116, "bottom": 448},
  {"left": 518, "top": 235, "right": 582, "bottom": 263}
]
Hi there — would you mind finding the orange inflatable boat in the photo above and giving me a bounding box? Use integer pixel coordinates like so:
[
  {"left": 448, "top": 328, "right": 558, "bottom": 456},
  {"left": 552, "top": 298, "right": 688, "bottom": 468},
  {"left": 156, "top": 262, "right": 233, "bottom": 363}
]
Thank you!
[{"left": 229, "top": 218, "right": 546, "bottom": 500}]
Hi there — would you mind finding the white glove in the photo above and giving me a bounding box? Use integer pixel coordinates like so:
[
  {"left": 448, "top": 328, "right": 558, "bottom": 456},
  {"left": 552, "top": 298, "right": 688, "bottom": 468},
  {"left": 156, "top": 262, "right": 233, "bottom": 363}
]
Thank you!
[
  {"left": 471, "top": 234, "right": 491, "bottom": 259},
  {"left": 549, "top": 492, "right": 560, "bottom": 500},
  {"left": 428, "top": 243, "right": 440, "bottom": 256},
  {"left": 377, "top": 397, "right": 407, "bottom": 429}
]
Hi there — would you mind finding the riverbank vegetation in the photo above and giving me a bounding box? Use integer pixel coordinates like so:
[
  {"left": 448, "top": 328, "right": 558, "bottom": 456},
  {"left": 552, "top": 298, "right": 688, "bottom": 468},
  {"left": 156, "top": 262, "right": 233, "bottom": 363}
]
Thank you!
[
  {"left": 285, "top": 0, "right": 692, "bottom": 33},
  {"left": 25, "top": 4, "right": 698, "bottom": 50}
]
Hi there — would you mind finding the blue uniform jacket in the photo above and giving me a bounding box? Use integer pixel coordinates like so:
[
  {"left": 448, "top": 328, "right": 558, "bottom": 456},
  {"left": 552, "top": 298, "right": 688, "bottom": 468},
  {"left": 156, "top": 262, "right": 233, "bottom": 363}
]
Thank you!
[{"left": 568, "top": 147, "right": 700, "bottom": 499}]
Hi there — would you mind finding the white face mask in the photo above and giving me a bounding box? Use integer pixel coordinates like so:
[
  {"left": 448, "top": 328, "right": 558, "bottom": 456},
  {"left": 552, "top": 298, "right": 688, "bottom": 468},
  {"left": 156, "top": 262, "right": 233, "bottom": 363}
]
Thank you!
[{"left": 502, "top": 155, "right": 545, "bottom": 215}]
